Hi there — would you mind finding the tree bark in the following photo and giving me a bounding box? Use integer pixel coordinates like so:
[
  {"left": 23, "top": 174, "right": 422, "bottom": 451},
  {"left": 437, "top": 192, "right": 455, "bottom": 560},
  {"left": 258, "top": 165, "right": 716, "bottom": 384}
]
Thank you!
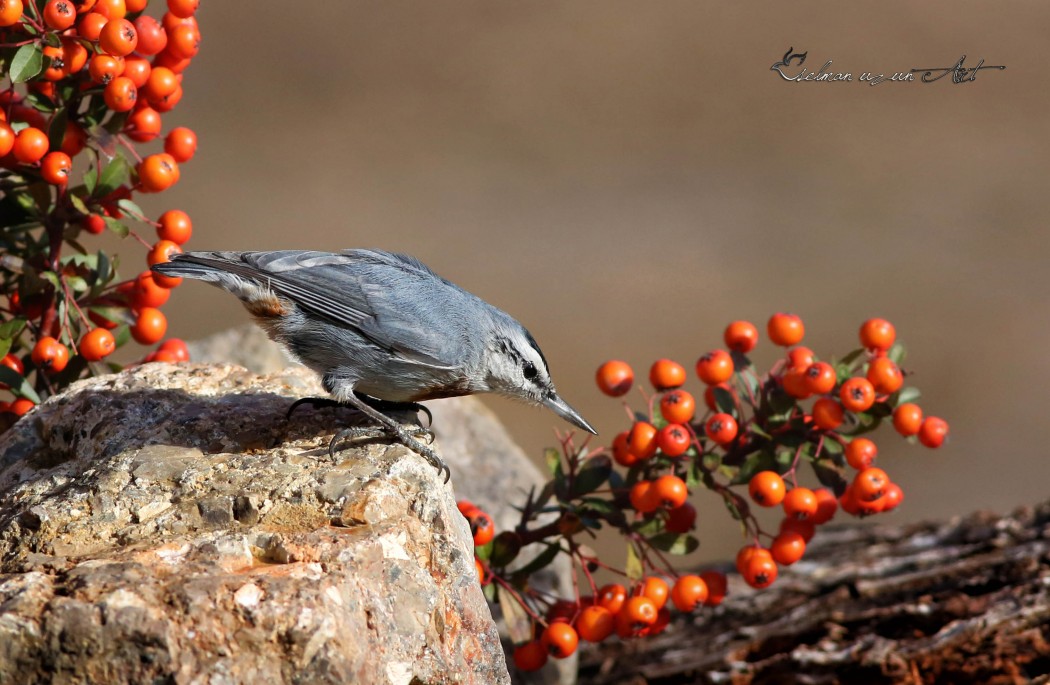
[{"left": 578, "top": 501, "right": 1050, "bottom": 684}]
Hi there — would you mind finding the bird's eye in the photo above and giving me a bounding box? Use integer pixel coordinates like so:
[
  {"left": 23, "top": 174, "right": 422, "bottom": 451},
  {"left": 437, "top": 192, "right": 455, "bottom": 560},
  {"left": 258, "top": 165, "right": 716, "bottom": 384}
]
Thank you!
[{"left": 523, "top": 362, "right": 537, "bottom": 380}]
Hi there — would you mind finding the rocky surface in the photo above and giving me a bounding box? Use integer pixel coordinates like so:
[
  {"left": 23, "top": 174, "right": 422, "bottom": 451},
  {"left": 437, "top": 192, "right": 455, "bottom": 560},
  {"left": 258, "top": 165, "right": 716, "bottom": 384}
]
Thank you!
[
  {"left": 187, "top": 325, "right": 576, "bottom": 684},
  {"left": 0, "top": 363, "right": 510, "bottom": 685}
]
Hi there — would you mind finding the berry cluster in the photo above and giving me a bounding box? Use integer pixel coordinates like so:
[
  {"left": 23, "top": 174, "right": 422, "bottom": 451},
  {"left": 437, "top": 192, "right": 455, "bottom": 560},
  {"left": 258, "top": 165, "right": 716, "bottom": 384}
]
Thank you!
[
  {"left": 476, "top": 315, "right": 947, "bottom": 672},
  {"left": 0, "top": 0, "right": 201, "bottom": 420}
]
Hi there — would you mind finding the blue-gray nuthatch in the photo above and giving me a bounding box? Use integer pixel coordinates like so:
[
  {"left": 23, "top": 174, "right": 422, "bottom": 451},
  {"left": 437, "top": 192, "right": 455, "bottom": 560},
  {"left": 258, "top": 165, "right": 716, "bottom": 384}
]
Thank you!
[{"left": 152, "top": 249, "right": 596, "bottom": 482}]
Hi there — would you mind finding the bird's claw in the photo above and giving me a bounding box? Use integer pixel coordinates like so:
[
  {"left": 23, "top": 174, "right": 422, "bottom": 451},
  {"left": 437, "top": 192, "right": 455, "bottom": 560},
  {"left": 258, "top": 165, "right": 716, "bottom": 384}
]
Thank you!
[{"left": 328, "top": 424, "right": 448, "bottom": 483}]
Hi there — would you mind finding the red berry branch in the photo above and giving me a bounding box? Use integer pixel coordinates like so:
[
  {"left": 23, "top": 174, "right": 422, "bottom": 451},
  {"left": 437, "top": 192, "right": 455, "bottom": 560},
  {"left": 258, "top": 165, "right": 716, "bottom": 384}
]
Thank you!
[
  {"left": 0, "top": 0, "right": 201, "bottom": 422},
  {"left": 459, "top": 314, "right": 949, "bottom": 672}
]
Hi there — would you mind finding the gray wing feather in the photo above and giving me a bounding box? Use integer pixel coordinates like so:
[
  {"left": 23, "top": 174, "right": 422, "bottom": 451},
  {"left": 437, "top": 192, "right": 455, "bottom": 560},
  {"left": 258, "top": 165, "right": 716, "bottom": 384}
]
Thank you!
[{"left": 172, "top": 249, "right": 465, "bottom": 370}]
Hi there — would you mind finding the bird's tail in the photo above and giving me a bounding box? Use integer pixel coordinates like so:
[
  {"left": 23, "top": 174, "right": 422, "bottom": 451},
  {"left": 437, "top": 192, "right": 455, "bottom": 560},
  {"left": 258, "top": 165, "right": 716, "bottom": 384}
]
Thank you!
[{"left": 150, "top": 251, "right": 273, "bottom": 306}]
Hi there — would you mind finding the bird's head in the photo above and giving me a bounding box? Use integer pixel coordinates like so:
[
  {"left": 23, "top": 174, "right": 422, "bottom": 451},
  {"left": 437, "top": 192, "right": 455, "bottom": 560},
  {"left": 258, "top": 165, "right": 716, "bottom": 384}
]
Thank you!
[{"left": 482, "top": 318, "right": 596, "bottom": 435}]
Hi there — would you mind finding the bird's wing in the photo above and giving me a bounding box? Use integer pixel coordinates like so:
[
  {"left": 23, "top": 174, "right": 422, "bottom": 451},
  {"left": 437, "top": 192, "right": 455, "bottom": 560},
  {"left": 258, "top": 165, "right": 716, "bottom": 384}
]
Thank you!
[{"left": 200, "top": 250, "right": 465, "bottom": 370}]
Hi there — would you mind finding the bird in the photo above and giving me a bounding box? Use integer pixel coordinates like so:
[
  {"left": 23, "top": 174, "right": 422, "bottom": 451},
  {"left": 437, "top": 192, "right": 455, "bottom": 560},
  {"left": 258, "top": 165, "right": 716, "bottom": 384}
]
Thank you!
[{"left": 151, "top": 249, "right": 596, "bottom": 482}]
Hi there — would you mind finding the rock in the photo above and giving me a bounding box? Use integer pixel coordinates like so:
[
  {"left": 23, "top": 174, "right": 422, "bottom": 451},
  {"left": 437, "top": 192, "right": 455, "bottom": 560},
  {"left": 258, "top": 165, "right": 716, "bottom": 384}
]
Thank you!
[
  {"left": 0, "top": 363, "right": 510, "bottom": 685},
  {"left": 186, "top": 326, "right": 577, "bottom": 683}
]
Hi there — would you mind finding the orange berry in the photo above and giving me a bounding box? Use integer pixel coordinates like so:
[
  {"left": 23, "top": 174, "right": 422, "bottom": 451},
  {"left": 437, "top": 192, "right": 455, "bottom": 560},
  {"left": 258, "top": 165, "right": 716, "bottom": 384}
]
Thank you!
[
  {"left": 748, "top": 471, "right": 785, "bottom": 507},
  {"left": 782, "top": 487, "right": 817, "bottom": 520},
  {"left": 0, "top": 0, "right": 24, "bottom": 27},
  {"left": 164, "top": 126, "right": 197, "bottom": 162},
  {"left": 637, "top": 576, "right": 669, "bottom": 610},
  {"left": 148, "top": 239, "right": 182, "bottom": 267},
  {"left": 651, "top": 475, "right": 688, "bottom": 509},
  {"left": 859, "top": 318, "right": 896, "bottom": 351},
  {"left": 122, "top": 54, "right": 151, "bottom": 87},
  {"left": 724, "top": 320, "right": 759, "bottom": 353},
  {"left": 125, "top": 105, "right": 162, "bottom": 142},
  {"left": 704, "top": 412, "right": 738, "bottom": 445},
  {"left": 659, "top": 389, "right": 695, "bottom": 424},
  {"left": 0, "top": 352, "right": 24, "bottom": 376},
  {"left": 143, "top": 65, "right": 178, "bottom": 100},
  {"left": 31, "top": 336, "right": 69, "bottom": 372},
  {"left": 735, "top": 544, "right": 770, "bottom": 574},
  {"left": 79, "top": 328, "right": 116, "bottom": 361},
  {"left": 541, "top": 622, "right": 578, "bottom": 659},
  {"left": 595, "top": 360, "right": 633, "bottom": 397},
  {"left": 93, "top": 0, "right": 126, "bottom": 19},
  {"left": 917, "top": 416, "right": 949, "bottom": 448},
  {"left": 0, "top": 122, "right": 14, "bottom": 157},
  {"left": 8, "top": 398, "right": 35, "bottom": 416},
  {"left": 99, "top": 17, "right": 138, "bottom": 56},
  {"left": 156, "top": 209, "right": 192, "bottom": 245},
  {"left": 742, "top": 551, "right": 778, "bottom": 589},
  {"left": 779, "top": 516, "right": 816, "bottom": 542},
  {"left": 696, "top": 349, "right": 734, "bottom": 385},
  {"left": 77, "top": 11, "right": 108, "bottom": 40},
  {"left": 166, "top": 23, "right": 199, "bottom": 60},
  {"left": 40, "top": 152, "right": 72, "bottom": 185},
  {"left": 611, "top": 430, "right": 636, "bottom": 467},
  {"left": 456, "top": 499, "right": 478, "bottom": 517},
  {"left": 131, "top": 271, "right": 172, "bottom": 308},
  {"left": 133, "top": 14, "right": 167, "bottom": 55},
  {"left": 131, "top": 307, "right": 167, "bottom": 345},
  {"left": 882, "top": 482, "right": 904, "bottom": 511},
  {"left": 892, "top": 402, "right": 923, "bottom": 436},
  {"left": 61, "top": 37, "right": 89, "bottom": 75},
  {"left": 656, "top": 423, "right": 691, "bottom": 458},
  {"left": 781, "top": 367, "right": 811, "bottom": 399},
  {"left": 512, "top": 640, "right": 548, "bottom": 672},
  {"left": 852, "top": 467, "right": 889, "bottom": 503},
  {"left": 13, "top": 127, "right": 49, "bottom": 164},
  {"left": 157, "top": 339, "right": 189, "bottom": 362},
  {"left": 811, "top": 397, "right": 844, "bottom": 430},
  {"left": 770, "top": 531, "right": 806, "bottom": 565},
  {"left": 628, "top": 480, "right": 658, "bottom": 514},
  {"left": 575, "top": 605, "right": 614, "bottom": 643},
  {"left": 845, "top": 438, "right": 877, "bottom": 470},
  {"left": 626, "top": 421, "right": 658, "bottom": 460},
  {"left": 138, "top": 153, "right": 180, "bottom": 192},
  {"left": 475, "top": 558, "right": 486, "bottom": 584},
  {"left": 466, "top": 508, "right": 495, "bottom": 546},
  {"left": 103, "top": 75, "right": 137, "bottom": 111},
  {"left": 839, "top": 377, "right": 876, "bottom": 412},
  {"left": 768, "top": 313, "right": 804, "bottom": 347},
  {"left": 665, "top": 502, "right": 696, "bottom": 533},
  {"left": 671, "top": 574, "right": 708, "bottom": 612},
  {"left": 811, "top": 488, "right": 838, "bottom": 524},
  {"left": 620, "top": 596, "right": 658, "bottom": 629},
  {"left": 88, "top": 53, "right": 125, "bottom": 84},
  {"left": 866, "top": 357, "right": 904, "bottom": 394},
  {"left": 786, "top": 345, "right": 816, "bottom": 370},
  {"left": 649, "top": 358, "right": 686, "bottom": 391},
  {"left": 700, "top": 570, "right": 727, "bottom": 606},
  {"left": 166, "top": 0, "right": 198, "bottom": 18},
  {"left": 597, "top": 583, "right": 627, "bottom": 614},
  {"left": 43, "top": 0, "right": 76, "bottom": 29},
  {"left": 803, "top": 361, "right": 836, "bottom": 395}
]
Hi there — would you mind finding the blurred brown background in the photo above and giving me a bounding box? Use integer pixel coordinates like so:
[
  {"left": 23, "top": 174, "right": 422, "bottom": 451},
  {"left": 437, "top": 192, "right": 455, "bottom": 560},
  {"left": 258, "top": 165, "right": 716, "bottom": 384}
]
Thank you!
[{"left": 134, "top": 1, "right": 1049, "bottom": 562}]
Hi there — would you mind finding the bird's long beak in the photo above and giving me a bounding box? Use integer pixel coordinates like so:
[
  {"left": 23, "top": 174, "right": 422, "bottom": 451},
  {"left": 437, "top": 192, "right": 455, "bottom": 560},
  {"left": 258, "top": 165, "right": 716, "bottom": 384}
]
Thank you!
[{"left": 543, "top": 392, "right": 597, "bottom": 435}]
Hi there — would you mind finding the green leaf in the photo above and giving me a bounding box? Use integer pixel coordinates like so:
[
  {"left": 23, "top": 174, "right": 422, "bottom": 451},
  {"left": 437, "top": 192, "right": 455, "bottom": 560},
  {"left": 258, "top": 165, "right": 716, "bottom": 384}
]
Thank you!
[
  {"left": 0, "top": 366, "right": 40, "bottom": 404},
  {"left": 895, "top": 386, "right": 921, "bottom": 405},
  {"left": 10, "top": 44, "right": 44, "bottom": 84},
  {"left": 544, "top": 448, "right": 562, "bottom": 478},
  {"left": 632, "top": 516, "right": 664, "bottom": 537},
  {"left": 509, "top": 542, "right": 561, "bottom": 583},
  {"left": 103, "top": 216, "right": 129, "bottom": 237},
  {"left": 68, "top": 193, "right": 90, "bottom": 215},
  {"left": 887, "top": 343, "right": 906, "bottom": 366},
  {"left": 496, "top": 584, "right": 533, "bottom": 645},
  {"left": 0, "top": 318, "right": 27, "bottom": 340},
  {"left": 473, "top": 539, "right": 493, "bottom": 561},
  {"left": 625, "top": 541, "right": 644, "bottom": 581},
  {"left": 647, "top": 532, "right": 699, "bottom": 556},
  {"left": 712, "top": 386, "right": 736, "bottom": 415},
  {"left": 489, "top": 532, "right": 522, "bottom": 568},
  {"left": 571, "top": 455, "right": 612, "bottom": 497},
  {"left": 578, "top": 497, "right": 616, "bottom": 515},
  {"left": 25, "top": 91, "right": 56, "bottom": 113},
  {"left": 116, "top": 198, "right": 145, "bottom": 221},
  {"left": 47, "top": 106, "right": 68, "bottom": 152},
  {"left": 811, "top": 456, "right": 848, "bottom": 495},
  {"left": 0, "top": 338, "right": 10, "bottom": 358},
  {"left": 731, "top": 449, "right": 777, "bottom": 485},
  {"left": 112, "top": 324, "right": 131, "bottom": 348},
  {"left": 83, "top": 163, "right": 98, "bottom": 195},
  {"left": 96, "top": 155, "right": 130, "bottom": 197}
]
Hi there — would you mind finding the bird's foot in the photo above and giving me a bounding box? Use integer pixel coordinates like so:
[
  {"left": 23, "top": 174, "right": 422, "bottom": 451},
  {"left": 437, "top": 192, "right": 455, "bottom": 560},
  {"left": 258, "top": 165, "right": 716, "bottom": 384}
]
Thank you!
[
  {"left": 329, "top": 424, "right": 449, "bottom": 483},
  {"left": 287, "top": 394, "right": 433, "bottom": 428}
]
